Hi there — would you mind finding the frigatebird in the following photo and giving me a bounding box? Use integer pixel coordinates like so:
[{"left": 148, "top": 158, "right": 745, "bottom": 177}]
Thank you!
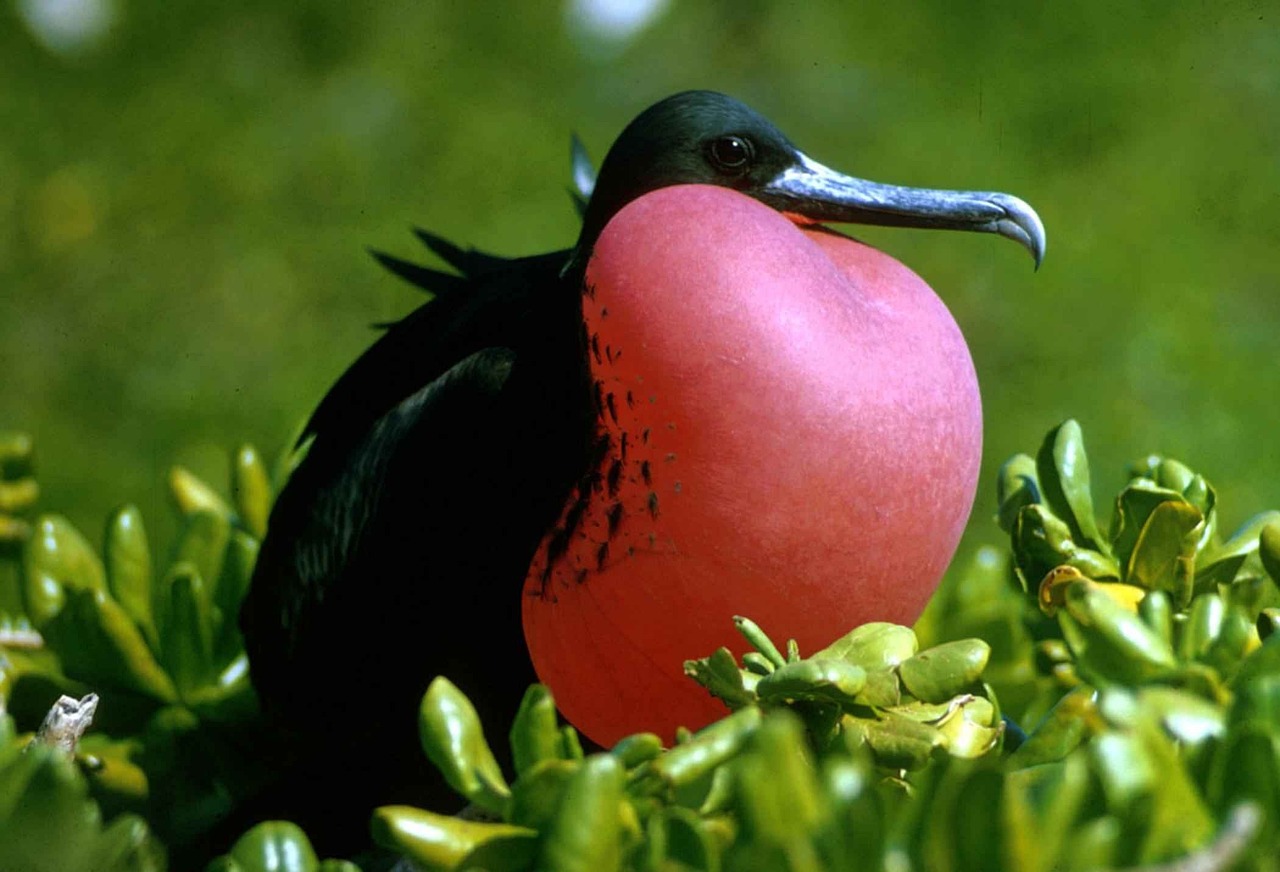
[{"left": 238, "top": 90, "right": 1044, "bottom": 826}]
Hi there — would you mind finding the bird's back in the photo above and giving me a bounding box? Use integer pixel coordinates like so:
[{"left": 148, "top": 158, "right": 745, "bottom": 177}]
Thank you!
[{"left": 238, "top": 245, "right": 593, "bottom": 815}]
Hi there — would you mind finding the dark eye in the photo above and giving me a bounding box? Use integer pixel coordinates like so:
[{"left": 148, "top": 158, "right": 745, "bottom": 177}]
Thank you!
[{"left": 708, "top": 135, "right": 754, "bottom": 173}]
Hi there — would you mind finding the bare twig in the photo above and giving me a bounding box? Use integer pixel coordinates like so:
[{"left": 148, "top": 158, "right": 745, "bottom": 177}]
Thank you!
[
  {"left": 1113, "top": 804, "right": 1262, "bottom": 872},
  {"left": 27, "top": 693, "right": 99, "bottom": 754}
]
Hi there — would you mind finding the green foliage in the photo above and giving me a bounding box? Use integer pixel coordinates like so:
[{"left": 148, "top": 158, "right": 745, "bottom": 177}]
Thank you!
[
  {"left": 0, "top": 713, "right": 166, "bottom": 872},
  {"left": 374, "top": 647, "right": 1276, "bottom": 871},
  {"left": 995, "top": 419, "right": 1279, "bottom": 698},
  {"left": 684, "top": 618, "right": 1003, "bottom": 767},
  {"left": 0, "top": 433, "right": 39, "bottom": 644},
  {"left": 205, "top": 821, "right": 359, "bottom": 872},
  {"left": 5, "top": 421, "right": 1280, "bottom": 870},
  {"left": 0, "top": 436, "right": 278, "bottom": 850}
]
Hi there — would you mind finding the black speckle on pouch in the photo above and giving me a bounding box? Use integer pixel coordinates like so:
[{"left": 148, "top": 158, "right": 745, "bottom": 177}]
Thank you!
[{"left": 563, "top": 493, "right": 588, "bottom": 539}]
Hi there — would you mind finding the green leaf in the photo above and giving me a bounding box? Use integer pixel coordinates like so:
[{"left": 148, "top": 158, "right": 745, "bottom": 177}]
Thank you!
[
  {"left": 684, "top": 647, "right": 756, "bottom": 707},
  {"left": 1059, "top": 581, "right": 1178, "bottom": 686},
  {"left": 923, "top": 763, "right": 1004, "bottom": 872},
  {"left": 507, "top": 758, "right": 577, "bottom": 831},
  {"left": 733, "top": 616, "right": 786, "bottom": 669},
  {"left": 510, "top": 684, "right": 562, "bottom": 777},
  {"left": 231, "top": 445, "right": 272, "bottom": 539},
  {"left": 1231, "top": 674, "right": 1280, "bottom": 732},
  {"left": 1003, "top": 756, "right": 1090, "bottom": 872},
  {"left": 169, "top": 466, "right": 232, "bottom": 519},
  {"left": 932, "top": 697, "right": 1002, "bottom": 758},
  {"left": 644, "top": 806, "right": 722, "bottom": 872},
  {"left": 537, "top": 754, "right": 626, "bottom": 872},
  {"left": 1206, "top": 725, "right": 1280, "bottom": 825},
  {"left": 0, "top": 432, "right": 34, "bottom": 478},
  {"left": 858, "top": 713, "right": 944, "bottom": 770},
  {"left": 1199, "top": 606, "right": 1256, "bottom": 676},
  {"left": 169, "top": 510, "right": 230, "bottom": 605},
  {"left": 1012, "top": 505, "right": 1117, "bottom": 589},
  {"left": 817, "top": 748, "right": 883, "bottom": 871},
  {"left": 813, "top": 622, "right": 918, "bottom": 671},
  {"left": 1197, "top": 510, "right": 1280, "bottom": 587},
  {"left": 1128, "top": 721, "right": 1217, "bottom": 863},
  {"left": 897, "top": 639, "right": 990, "bottom": 704},
  {"left": 0, "top": 744, "right": 164, "bottom": 872},
  {"left": 1261, "top": 518, "right": 1280, "bottom": 584},
  {"left": 104, "top": 505, "right": 157, "bottom": 650},
  {"left": 1036, "top": 420, "right": 1108, "bottom": 553},
  {"left": 1231, "top": 633, "right": 1280, "bottom": 691},
  {"left": 1128, "top": 687, "right": 1225, "bottom": 746},
  {"left": 418, "top": 677, "right": 510, "bottom": 815},
  {"left": 1179, "top": 592, "right": 1224, "bottom": 661},
  {"left": 374, "top": 806, "right": 532, "bottom": 870},
  {"left": 96, "top": 814, "right": 166, "bottom": 872},
  {"left": 158, "top": 563, "right": 215, "bottom": 698},
  {"left": 610, "top": 732, "right": 663, "bottom": 769},
  {"left": 733, "top": 713, "right": 826, "bottom": 849},
  {"left": 1137, "top": 590, "right": 1173, "bottom": 646},
  {"left": 225, "top": 821, "right": 319, "bottom": 872},
  {"left": 1006, "top": 687, "right": 1096, "bottom": 768},
  {"left": 23, "top": 514, "right": 108, "bottom": 627},
  {"left": 996, "top": 453, "right": 1041, "bottom": 534},
  {"left": 639, "top": 707, "right": 761, "bottom": 793},
  {"left": 1110, "top": 480, "right": 1181, "bottom": 568},
  {"left": 755, "top": 659, "right": 867, "bottom": 706},
  {"left": 1126, "top": 499, "right": 1202, "bottom": 606},
  {"left": 852, "top": 667, "right": 902, "bottom": 708},
  {"left": 212, "top": 531, "right": 258, "bottom": 665},
  {"left": 42, "top": 588, "right": 177, "bottom": 703}
]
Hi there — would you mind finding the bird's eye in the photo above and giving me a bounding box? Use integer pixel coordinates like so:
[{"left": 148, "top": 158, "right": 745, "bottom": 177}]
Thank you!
[{"left": 707, "top": 135, "right": 754, "bottom": 173}]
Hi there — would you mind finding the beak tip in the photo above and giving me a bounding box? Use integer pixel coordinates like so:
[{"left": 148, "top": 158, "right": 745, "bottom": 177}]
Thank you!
[{"left": 989, "top": 193, "right": 1045, "bottom": 270}]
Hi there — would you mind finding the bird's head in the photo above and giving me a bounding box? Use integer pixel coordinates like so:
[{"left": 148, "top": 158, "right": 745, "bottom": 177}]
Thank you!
[{"left": 575, "top": 90, "right": 1044, "bottom": 268}]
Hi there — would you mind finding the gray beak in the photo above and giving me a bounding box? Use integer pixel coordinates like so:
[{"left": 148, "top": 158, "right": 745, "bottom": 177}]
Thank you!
[{"left": 763, "top": 152, "right": 1046, "bottom": 268}]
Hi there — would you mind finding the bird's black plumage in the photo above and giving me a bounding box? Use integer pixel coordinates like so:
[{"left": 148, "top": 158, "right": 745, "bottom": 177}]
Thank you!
[{"left": 236, "top": 90, "right": 1045, "bottom": 850}]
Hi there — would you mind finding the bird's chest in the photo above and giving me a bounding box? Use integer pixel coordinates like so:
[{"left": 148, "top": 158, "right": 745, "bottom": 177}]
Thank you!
[{"left": 520, "top": 186, "right": 982, "bottom": 747}]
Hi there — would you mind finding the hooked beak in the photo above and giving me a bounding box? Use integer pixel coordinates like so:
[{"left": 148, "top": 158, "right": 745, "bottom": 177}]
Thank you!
[{"left": 763, "top": 153, "right": 1046, "bottom": 268}]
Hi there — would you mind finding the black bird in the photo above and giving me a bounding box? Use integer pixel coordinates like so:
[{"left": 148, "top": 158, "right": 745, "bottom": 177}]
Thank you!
[{"left": 237, "top": 90, "right": 1044, "bottom": 840}]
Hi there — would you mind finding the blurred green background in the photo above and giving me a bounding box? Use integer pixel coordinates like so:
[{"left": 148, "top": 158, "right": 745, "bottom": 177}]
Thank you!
[{"left": 3, "top": 0, "right": 1277, "bottom": 557}]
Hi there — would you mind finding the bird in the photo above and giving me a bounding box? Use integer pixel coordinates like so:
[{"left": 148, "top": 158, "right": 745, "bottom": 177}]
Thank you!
[{"left": 237, "top": 90, "right": 1044, "bottom": 839}]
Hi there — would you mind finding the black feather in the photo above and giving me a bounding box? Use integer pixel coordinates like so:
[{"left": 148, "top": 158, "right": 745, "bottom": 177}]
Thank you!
[
  {"left": 413, "top": 228, "right": 505, "bottom": 276},
  {"left": 369, "top": 248, "right": 467, "bottom": 296}
]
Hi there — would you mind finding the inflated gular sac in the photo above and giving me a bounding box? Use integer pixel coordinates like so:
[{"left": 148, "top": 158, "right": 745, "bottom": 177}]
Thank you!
[{"left": 524, "top": 185, "right": 982, "bottom": 747}]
